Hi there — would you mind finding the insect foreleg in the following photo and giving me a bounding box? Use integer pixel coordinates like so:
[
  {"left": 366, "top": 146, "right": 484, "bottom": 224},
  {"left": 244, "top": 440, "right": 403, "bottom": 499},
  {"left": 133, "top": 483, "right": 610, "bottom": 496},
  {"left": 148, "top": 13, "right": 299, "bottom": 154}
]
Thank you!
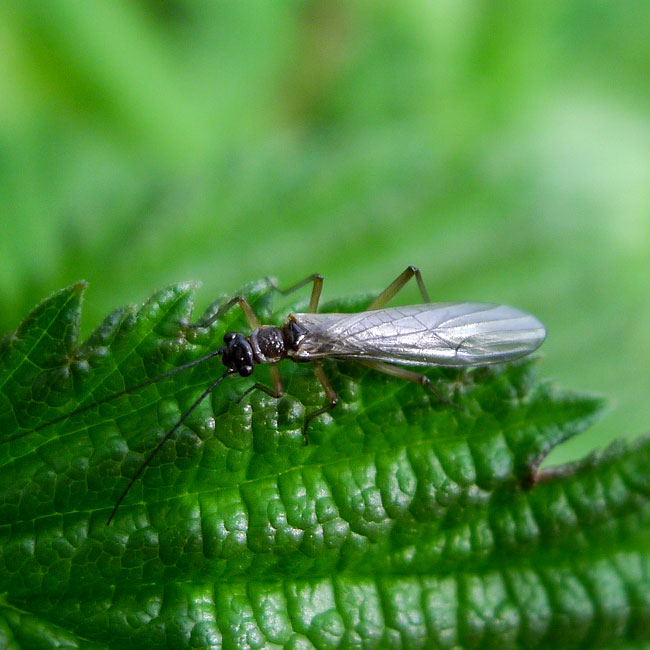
[
  {"left": 236, "top": 365, "right": 284, "bottom": 404},
  {"left": 268, "top": 273, "right": 323, "bottom": 313},
  {"left": 195, "top": 295, "right": 262, "bottom": 330},
  {"left": 367, "top": 265, "right": 430, "bottom": 310},
  {"left": 357, "top": 360, "right": 462, "bottom": 411},
  {"left": 304, "top": 362, "right": 339, "bottom": 442}
]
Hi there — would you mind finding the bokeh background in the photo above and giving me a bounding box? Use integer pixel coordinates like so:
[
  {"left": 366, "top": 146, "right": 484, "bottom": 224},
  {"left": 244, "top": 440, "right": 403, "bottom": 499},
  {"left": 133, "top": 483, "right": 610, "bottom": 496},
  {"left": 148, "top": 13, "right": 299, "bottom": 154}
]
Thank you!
[{"left": 1, "top": 1, "right": 648, "bottom": 465}]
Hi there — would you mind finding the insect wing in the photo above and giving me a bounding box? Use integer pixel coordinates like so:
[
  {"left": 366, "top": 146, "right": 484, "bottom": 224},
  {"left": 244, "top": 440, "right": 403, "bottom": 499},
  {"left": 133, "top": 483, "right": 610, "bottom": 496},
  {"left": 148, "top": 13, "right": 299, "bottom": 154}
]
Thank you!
[{"left": 291, "top": 303, "right": 546, "bottom": 367}]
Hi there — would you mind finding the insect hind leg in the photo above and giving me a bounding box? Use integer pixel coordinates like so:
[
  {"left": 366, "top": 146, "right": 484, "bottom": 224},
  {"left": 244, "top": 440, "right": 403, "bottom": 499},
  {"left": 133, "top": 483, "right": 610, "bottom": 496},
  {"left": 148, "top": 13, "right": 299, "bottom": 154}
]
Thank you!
[
  {"left": 358, "top": 360, "right": 462, "bottom": 411},
  {"left": 367, "top": 265, "right": 430, "bottom": 310}
]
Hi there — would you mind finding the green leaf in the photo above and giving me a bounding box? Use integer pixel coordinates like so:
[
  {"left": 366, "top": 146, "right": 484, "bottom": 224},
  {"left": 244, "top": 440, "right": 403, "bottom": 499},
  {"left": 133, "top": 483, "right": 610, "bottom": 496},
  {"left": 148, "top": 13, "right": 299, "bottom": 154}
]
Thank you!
[{"left": 1, "top": 281, "right": 648, "bottom": 649}]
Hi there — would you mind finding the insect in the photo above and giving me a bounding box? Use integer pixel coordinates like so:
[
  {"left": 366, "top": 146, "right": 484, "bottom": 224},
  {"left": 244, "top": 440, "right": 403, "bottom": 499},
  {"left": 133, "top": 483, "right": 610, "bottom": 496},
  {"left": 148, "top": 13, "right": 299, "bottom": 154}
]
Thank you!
[{"left": 10, "top": 266, "right": 546, "bottom": 524}]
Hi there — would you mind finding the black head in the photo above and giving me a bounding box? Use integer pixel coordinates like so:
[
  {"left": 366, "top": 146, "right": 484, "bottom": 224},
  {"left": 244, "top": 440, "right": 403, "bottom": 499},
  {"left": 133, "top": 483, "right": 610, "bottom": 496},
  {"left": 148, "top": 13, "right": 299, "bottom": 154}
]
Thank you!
[{"left": 221, "top": 332, "right": 255, "bottom": 377}]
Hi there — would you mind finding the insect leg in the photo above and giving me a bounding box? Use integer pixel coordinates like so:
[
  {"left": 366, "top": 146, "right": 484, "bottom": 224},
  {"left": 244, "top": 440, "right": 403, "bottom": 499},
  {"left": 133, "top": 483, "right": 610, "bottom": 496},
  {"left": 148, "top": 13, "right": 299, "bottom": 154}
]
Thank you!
[
  {"left": 367, "top": 265, "right": 430, "bottom": 310},
  {"left": 236, "top": 365, "right": 284, "bottom": 404},
  {"left": 195, "top": 295, "right": 262, "bottom": 330},
  {"left": 304, "top": 362, "right": 339, "bottom": 442},
  {"left": 269, "top": 273, "right": 323, "bottom": 313},
  {"left": 358, "top": 360, "right": 462, "bottom": 411}
]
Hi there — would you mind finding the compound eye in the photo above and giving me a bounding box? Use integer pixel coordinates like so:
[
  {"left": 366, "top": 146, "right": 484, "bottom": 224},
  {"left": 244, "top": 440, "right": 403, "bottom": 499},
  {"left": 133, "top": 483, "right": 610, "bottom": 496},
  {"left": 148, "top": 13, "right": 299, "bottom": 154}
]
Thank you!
[
  {"left": 239, "top": 365, "right": 254, "bottom": 377},
  {"left": 224, "top": 332, "right": 236, "bottom": 343}
]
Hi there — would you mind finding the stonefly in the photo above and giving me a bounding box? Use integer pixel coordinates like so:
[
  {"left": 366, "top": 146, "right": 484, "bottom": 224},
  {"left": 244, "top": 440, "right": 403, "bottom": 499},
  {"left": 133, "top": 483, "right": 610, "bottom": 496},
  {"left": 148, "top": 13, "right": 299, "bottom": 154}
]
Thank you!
[{"left": 13, "top": 267, "right": 547, "bottom": 524}]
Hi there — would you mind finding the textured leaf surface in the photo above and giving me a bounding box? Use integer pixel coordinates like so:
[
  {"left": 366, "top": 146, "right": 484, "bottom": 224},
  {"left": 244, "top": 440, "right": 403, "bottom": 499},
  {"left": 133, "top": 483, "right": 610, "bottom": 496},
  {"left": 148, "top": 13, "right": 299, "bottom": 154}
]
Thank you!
[{"left": 1, "top": 282, "right": 649, "bottom": 649}]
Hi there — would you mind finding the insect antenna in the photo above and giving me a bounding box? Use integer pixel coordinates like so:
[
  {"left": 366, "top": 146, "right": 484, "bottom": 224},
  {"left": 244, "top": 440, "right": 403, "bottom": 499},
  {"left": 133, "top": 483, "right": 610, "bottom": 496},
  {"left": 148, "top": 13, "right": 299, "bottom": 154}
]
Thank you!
[
  {"left": 106, "top": 367, "right": 234, "bottom": 525},
  {"left": 3, "top": 347, "right": 227, "bottom": 445}
]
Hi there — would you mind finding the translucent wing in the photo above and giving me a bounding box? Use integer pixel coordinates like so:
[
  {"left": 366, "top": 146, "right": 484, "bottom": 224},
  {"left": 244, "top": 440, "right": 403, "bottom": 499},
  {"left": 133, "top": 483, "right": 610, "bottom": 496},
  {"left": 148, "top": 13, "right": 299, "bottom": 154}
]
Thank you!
[{"left": 290, "top": 303, "right": 546, "bottom": 367}]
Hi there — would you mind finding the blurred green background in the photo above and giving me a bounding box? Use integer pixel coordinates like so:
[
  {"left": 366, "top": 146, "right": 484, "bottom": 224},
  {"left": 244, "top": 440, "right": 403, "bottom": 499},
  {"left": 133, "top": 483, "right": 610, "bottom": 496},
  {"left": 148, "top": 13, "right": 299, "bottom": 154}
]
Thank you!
[{"left": 0, "top": 1, "right": 648, "bottom": 465}]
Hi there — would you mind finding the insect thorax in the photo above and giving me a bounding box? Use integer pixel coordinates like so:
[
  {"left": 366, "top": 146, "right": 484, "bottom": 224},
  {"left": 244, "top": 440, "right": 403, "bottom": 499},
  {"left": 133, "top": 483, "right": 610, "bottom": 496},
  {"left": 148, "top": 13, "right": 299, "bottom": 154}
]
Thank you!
[
  {"left": 249, "top": 326, "right": 287, "bottom": 363},
  {"left": 248, "top": 320, "right": 307, "bottom": 364}
]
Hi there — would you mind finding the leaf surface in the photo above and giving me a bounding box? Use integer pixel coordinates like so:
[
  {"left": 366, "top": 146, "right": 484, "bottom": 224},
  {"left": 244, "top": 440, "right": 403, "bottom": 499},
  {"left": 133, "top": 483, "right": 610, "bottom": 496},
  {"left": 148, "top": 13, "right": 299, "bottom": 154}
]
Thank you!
[{"left": 0, "top": 282, "right": 648, "bottom": 650}]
